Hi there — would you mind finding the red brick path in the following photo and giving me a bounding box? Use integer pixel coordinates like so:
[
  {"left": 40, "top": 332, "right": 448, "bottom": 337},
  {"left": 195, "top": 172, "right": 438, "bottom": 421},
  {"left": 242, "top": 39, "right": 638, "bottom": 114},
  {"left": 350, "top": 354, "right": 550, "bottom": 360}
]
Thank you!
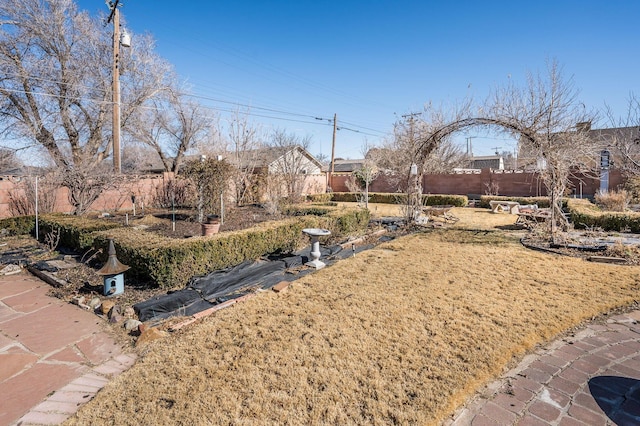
[
  {"left": 447, "top": 311, "right": 640, "bottom": 425},
  {"left": 0, "top": 274, "right": 135, "bottom": 426}
]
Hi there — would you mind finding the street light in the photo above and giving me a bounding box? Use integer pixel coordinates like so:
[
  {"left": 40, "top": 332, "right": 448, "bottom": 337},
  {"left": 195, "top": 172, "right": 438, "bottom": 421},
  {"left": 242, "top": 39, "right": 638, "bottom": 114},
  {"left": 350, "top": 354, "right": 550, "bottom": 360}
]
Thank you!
[{"left": 106, "top": 0, "right": 130, "bottom": 174}]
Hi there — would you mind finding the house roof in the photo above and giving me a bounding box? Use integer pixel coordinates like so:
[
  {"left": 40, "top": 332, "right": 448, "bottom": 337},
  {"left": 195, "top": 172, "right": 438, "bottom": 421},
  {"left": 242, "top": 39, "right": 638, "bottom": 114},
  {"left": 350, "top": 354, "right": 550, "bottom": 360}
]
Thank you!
[
  {"left": 329, "top": 159, "right": 365, "bottom": 173},
  {"left": 138, "top": 145, "right": 323, "bottom": 173},
  {"left": 585, "top": 126, "right": 640, "bottom": 147},
  {"left": 517, "top": 124, "right": 640, "bottom": 167},
  {"left": 231, "top": 145, "right": 323, "bottom": 170}
]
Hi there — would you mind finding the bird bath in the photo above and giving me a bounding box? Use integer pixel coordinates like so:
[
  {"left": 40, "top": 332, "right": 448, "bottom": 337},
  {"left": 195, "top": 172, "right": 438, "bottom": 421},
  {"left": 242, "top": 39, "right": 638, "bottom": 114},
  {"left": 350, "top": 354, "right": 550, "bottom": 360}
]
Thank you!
[{"left": 302, "top": 228, "right": 331, "bottom": 269}]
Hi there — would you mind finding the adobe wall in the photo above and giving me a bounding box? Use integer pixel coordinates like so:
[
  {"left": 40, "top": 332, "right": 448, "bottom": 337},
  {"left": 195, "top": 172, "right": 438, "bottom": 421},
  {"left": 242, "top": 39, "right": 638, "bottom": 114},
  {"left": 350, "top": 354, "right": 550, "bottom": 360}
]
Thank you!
[
  {"left": 302, "top": 174, "right": 327, "bottom": 195},
  {"left": 0, "top": 175, "right": 168, "bottom": 219},
  {"left": 0, "top": 172, "right": 328, "bottom": 219}
]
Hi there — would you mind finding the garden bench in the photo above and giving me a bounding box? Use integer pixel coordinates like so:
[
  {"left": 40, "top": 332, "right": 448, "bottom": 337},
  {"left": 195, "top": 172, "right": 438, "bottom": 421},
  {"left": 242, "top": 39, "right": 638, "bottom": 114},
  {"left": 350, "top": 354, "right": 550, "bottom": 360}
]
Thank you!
[{"left": 489, "top": 200, "right": 520, "bottom": 214}]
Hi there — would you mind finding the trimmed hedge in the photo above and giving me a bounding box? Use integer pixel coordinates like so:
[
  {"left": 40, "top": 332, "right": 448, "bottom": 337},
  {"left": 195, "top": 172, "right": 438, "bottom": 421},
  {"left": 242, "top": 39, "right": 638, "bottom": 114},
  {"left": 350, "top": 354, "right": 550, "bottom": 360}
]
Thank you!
[
  {"left": 567, "top": 199, "right": 640, "bottom": 232},
  {"left": 306, "top": 193, "right": 333, "bottom": 203},
  {"left": 37, "top": 214, "right": 122, "bottom": 252},
  {"left": 0, "top": 215, "right": 36, "bottom": 236},
  {"left": 329, "top": 192, "right": 468, "bottom": 207},
  {"left": 423, "top": 194, "right": 468, "bottom": 207},
  {"left": 0, "top": 214, "right": 121, "bottom": 247},
  {"left": 36, "top": 206, "right": 369, "bottom": 289}
]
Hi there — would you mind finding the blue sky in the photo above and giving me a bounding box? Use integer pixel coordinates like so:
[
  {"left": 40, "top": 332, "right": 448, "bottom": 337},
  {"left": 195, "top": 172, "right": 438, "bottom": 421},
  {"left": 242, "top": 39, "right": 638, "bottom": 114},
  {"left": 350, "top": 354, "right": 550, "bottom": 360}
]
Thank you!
[{"left": 77, "top": 0, "right": 640, "bottom": 160}]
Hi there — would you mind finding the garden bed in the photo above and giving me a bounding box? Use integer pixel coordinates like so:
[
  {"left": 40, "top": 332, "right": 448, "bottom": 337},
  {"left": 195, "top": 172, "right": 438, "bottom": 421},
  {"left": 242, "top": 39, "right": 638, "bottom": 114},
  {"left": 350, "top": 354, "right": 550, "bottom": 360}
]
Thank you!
[{"left": 95, "top": 205, "right": 283, "bottom": 238}]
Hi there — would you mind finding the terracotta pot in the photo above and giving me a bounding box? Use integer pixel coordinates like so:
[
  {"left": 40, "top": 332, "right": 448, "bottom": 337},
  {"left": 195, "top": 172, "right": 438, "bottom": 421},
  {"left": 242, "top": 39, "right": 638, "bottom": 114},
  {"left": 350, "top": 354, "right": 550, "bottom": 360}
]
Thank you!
[{"left": 201, "top": 222, "right": 220, "bottom": 236}]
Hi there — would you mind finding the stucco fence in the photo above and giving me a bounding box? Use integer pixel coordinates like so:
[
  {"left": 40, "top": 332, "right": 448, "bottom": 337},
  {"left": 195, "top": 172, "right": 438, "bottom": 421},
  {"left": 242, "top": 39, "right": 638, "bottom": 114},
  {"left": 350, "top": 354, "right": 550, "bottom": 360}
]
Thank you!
[{"left": 0, "top": 173, "right": 329, "bottom": 219}]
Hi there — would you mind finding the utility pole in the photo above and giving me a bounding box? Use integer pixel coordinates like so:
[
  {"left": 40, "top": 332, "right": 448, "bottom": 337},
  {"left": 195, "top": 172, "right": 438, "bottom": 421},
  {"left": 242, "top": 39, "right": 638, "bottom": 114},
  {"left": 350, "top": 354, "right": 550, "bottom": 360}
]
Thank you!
[
  {"left": 402, "top": 112, "right": 420, "bottom": 144},
  {"left": 466, "top": 136, "right": 477, "bottom": 157},
  {"left": 329, "top": 113, "right": 337, "bottom": 191},
  {"left": 402, "top": 112, "right": 421, "bottom": 219},
  {"left": 107, "top": 1, "right": 129, "bottom": 174}
]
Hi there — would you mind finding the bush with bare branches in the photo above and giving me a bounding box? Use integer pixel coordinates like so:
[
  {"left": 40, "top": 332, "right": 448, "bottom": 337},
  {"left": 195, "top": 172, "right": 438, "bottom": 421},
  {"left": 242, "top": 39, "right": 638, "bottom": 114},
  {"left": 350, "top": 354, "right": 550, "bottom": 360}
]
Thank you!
[
  {"left": 8, "top": 175, "right": 58, "bottom": 216},
  {"left": 152, "top": 176, "right": 195, "bottom": 208},
  {"left": 595, "top": 189, "right": 629, "bottom": 212}
]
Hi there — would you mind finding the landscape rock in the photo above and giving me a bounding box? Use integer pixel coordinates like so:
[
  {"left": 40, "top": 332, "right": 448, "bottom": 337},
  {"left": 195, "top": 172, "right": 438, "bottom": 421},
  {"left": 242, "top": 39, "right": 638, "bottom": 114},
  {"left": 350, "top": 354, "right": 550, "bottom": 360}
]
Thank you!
[
  {"left": 124, "top": 318, "right": 142, "bottom": 332},
  {"left": 109, "top": 313, "right": 123, "bottom": 324},
  {"left": 108, "top": 304, "right": 122, "bottom": 319},
  {"left": 72, "top": 295, "right": 86, "bottom": 306},
  {"left": 101, "top": 300, "right": 115, "bottom": 315},
  {"left": 136, "top": 327, "right": 168, "bottom": 347},
  {"left": 89, "top": 297, "right": 102, "bottom": 309},
  {"left": 124, "top": 306, "right": 136, "bottom": 318},
  {"left": 0, "top": 264, "right": 22, "bottom": 276}
]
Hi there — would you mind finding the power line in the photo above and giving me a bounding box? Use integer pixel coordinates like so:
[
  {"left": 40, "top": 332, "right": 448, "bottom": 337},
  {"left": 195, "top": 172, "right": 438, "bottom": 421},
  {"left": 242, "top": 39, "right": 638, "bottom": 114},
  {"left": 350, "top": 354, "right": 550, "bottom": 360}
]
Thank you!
[
  {"left": 2, "top": 71, "right": 387, "bottom": 136},
  {"left": 0, "top": 85, "right": 386, "bottom": 138}
]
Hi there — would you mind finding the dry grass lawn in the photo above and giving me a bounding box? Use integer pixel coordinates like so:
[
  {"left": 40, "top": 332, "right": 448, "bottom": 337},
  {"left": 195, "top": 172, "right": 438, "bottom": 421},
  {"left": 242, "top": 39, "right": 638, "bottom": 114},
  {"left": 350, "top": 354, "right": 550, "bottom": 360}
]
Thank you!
[{"left": 67, "top": 209, "right": 640, "bottom": 425}]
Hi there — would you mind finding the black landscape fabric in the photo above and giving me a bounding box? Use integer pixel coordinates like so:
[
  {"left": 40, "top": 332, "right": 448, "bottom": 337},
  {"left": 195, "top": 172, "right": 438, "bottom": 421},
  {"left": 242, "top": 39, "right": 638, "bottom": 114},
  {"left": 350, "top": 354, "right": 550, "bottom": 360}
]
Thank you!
[{"left": 133, "top": 243, "right": 364, "bottom": 322}]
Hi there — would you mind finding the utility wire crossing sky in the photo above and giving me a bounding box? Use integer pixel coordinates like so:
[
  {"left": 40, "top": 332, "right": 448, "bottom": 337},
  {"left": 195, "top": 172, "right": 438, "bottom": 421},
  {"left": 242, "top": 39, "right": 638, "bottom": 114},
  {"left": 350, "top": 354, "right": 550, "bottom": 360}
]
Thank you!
[{"left": 77, "top": 0, "right": 640, "bottom": 159}]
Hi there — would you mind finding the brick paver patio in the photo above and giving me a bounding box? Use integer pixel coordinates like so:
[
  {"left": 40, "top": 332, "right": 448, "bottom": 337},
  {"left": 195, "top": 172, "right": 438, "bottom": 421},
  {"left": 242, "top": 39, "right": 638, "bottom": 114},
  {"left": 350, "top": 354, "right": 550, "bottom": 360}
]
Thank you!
[
  {"left": 448, "top": 311, "right": 640, "bottom": 425},
  {"left": 0, "top": 274, "right": 135, "bottom": 426}
]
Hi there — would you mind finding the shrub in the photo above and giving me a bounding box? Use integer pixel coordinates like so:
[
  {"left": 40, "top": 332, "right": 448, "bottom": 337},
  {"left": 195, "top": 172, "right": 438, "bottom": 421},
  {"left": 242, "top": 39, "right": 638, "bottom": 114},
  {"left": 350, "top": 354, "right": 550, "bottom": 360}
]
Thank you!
[
  {"left": 330, "top": 192, "right": 468, "bottom": 207},
  {"left": 8, "top": 175, "right": 58, "bottom": 216},
  {"left": 37, "top": 214, "right": 122, "bottom": 251},
  {"left": 567, "top": 199, "right": 640, "bottom": 232},
  {"left": 624, "top": 177, "right": 640, "bottom": 203},
  {"left": 331, "top": 192, "right": 359, "bottom": 202},
  {"left": 423, "top": 194, "right": 468, "bottom": 207},
  {"left": 594, "top": 189, "right": 629, "bottom": 212},
  {"left": 307, "top": 193, "right": 332, "bottom": 203},
  {"left": 0, "top": 215, "right": 36, "bottom": 236},
  {"left": 152, "top": 176, "right": 195, "bottom": 209}
]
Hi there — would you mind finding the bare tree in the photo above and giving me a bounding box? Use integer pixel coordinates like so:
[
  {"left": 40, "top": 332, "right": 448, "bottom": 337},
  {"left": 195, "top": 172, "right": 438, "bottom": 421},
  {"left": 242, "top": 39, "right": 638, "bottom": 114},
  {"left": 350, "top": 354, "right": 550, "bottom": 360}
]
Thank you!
[
  {"left": 127, "top": 86, "right": 214, "bottom": 174},
  {"left": 605, "top": 94, "right": 640, "bottom": 175},
  {"left": 314, "top": 151, "right": 329, "bottom": 166},
  {"left": 0, "top": 148, "right": 23, "bottom": 174},
  {"left": 227, "top": 110, "right": 263, "bottom": 205},
  {"left": 8, "top": 172, "right": 58, "bottom": 215},
  {"left": 121, "top": 143, "right": 160, "bottom": 174},
  {"left": 376, "top": 102, "right": 472, "bottom": 187},
  {"left": 370, "top": 101, "right": 472, "bottom": 220},
  {"left": 347, "top": 143, "right": 379, "bottom": 209},
  {"left": 0, "top": 0, "right": 169, "bottom": 213},
  {"left": 488, "top": 61, "right": 598, "bottom": 232},
  {"left": 267, "top": 129, "right": 316, "bottom": 203},
  {"left": 59, "top": 163, "right": 116, "bottom": 215}
]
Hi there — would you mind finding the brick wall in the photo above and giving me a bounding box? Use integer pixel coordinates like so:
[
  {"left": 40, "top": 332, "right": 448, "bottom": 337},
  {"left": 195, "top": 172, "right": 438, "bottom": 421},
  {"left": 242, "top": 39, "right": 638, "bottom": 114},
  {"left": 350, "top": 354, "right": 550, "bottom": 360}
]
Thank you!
[{"left": 330, "top": 169, "right": 625, "bottom": 198}]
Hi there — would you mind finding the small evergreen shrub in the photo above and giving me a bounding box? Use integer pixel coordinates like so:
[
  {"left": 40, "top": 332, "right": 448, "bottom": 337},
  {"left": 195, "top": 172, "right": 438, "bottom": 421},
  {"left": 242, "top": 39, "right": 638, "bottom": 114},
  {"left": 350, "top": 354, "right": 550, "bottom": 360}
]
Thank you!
[
  {"left": 38, "top": 214, "right": 121, "bottom": 250},
  {"left": 422, "top": 194, "right": 468, "bottom": 207},
  {"left": 330, "top": 192, "right": 467, "bottom": 207},
  {"left": 307, "top": 193, "right": 333, "bottom": 203},
  {"left": 0, "top": 215, "right": 36, "bottom": 236}
]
